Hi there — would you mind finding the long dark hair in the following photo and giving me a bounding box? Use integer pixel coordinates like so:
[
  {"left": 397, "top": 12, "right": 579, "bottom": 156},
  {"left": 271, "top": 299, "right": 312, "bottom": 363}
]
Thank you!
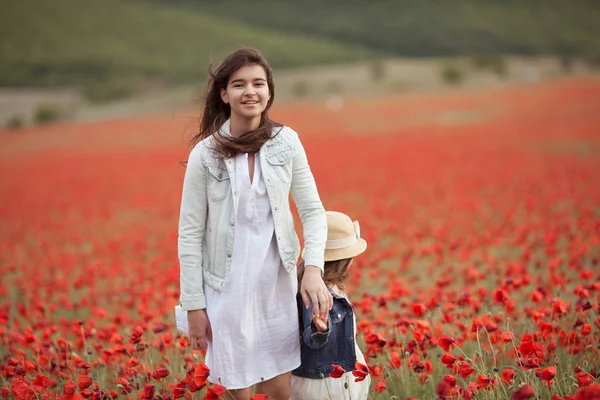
[{"left": 188, "top": 47, "right": 281, "bottom": 158}]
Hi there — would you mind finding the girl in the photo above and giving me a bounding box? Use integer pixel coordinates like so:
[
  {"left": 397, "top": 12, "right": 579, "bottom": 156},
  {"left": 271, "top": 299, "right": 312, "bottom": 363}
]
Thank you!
[
  {"left": 178, "top": 47, "right": 333, "bottom": 400},
  {"left": 292, "top": 211, "right": 371, "bottom": 400}
]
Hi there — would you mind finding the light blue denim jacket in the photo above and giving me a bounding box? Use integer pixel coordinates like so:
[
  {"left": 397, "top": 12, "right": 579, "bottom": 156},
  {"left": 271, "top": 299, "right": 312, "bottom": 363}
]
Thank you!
[{"left": 178, "top": 120, "right": 327, "bottom": 311}]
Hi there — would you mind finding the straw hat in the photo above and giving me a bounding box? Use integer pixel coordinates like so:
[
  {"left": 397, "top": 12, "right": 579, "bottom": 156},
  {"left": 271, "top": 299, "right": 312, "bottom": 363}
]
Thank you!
[{"left": 302, "top": 211, "right": 367, "bottom": 262}]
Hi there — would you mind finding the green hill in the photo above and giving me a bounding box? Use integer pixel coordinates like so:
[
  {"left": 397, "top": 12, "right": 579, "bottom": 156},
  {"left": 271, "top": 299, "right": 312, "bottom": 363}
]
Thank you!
[
  {"left": 0, "top": 0, "right": 378, "bottom": 101},
  {"left": 165, "top": 0, "right": 600, "bottom": 58},
  {"left": 2, "top": 0, "right": 599, "bottom": 103}
]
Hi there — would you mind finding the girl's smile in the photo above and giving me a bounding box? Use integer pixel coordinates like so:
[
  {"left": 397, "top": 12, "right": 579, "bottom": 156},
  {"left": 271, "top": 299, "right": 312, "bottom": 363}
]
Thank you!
[{"left": 221, "top": 64, "right": 271, "bottom": 129}]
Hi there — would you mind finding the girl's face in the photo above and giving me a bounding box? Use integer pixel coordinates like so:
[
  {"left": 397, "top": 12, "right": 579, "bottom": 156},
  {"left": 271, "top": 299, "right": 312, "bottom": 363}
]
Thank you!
[{"left": 220, "top": 64, "right": 271, "bottom": 125}]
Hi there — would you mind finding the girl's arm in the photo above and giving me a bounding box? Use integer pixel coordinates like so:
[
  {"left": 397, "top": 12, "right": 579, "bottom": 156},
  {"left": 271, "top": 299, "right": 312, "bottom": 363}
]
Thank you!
[
  {"left": 289, "top": 129, "right": 327, "bottom": 273},
  {"left": 178, "top": 144, "right": 209, "bottom": 311},
  {"left": 289, "top": 129, "right": 331, "bottom": 316},
  {"left": 301, "top": 299, "right": 333, "bottom": 349}
]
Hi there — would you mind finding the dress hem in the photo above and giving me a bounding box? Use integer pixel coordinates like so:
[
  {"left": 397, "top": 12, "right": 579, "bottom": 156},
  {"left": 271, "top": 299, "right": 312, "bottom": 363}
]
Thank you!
[{"left": 207, "top": 361, "right": 302, "bottom": 390}]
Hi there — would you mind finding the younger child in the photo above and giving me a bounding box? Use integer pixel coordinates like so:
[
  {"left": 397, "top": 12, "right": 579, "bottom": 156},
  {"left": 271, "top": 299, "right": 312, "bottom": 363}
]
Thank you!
[{"left": 291, "top": 211, "right": 371, "bottom": 400}]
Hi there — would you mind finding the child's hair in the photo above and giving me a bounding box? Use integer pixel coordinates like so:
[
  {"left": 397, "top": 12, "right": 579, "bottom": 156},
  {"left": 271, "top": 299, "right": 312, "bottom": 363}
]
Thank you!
[
  {"left": 188, "top": 47, "right": 281, "bottom": 158},
  {"left": 297, "top": 258, "right": 352, "bottom": 292}
]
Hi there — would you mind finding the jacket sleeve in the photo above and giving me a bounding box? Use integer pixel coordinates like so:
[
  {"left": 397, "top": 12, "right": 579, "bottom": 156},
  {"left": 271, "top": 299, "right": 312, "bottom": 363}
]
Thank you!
[
  {"left": 289, "top": 129, "right": 327, "bottom": 272},
  {"left": 300, "top": 299, "right": 332, "bottom": 349},
  {"left": 178, "top": 144, "right": 208, "bottom": 311}
]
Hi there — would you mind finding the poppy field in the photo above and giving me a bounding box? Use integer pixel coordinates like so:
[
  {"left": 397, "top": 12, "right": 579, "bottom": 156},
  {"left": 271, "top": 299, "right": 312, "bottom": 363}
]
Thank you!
[{"left": 1, "top": 76, "right": 600, "bottom": 399}]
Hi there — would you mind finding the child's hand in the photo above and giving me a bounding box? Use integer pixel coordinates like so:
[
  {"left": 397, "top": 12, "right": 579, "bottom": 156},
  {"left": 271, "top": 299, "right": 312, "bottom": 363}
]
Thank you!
[{"left": 312, "top": 314, "right": 329, "bottom": 333}]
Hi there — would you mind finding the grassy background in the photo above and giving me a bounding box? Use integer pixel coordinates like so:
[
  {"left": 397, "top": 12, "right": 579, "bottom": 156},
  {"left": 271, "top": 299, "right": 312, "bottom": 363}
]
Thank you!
[
  {"left": 170, "top": 0, "right": 600, "bottom": 57},
  {"left": 1, "top": 0, "right": 599, "bottom": 103},
  {"left": 0, "top": 0, "right": 377, "bottom": 102}
]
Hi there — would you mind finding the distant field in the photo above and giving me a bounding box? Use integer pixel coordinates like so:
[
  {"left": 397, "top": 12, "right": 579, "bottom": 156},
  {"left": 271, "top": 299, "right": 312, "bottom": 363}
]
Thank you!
[{"left": 3, "top": 55, "right": 594, "bottom": 127}]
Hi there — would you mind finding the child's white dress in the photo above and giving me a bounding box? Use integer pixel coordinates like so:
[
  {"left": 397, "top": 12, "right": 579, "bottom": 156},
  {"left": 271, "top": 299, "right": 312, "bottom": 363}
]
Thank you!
[
  {"left": 202, "top": 153, "right": 301, "bottom": 389},
  {"left": 290, "top": 300, "right": 371, "bottom": 399}
]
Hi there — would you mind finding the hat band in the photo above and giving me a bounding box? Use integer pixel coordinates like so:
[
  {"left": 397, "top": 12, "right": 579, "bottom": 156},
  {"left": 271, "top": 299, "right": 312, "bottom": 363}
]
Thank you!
[
  {"left": 326, "top": 235, "right": 357, "bottom": 250},
  {"left": 325, "top": 221, "right": 361, "bottom": 250}
]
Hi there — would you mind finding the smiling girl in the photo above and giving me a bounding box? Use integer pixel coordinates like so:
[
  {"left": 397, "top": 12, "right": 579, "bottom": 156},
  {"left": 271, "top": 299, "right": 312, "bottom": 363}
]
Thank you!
[{"left": 177, "top": 48, "right": 332, "bottom": 400}]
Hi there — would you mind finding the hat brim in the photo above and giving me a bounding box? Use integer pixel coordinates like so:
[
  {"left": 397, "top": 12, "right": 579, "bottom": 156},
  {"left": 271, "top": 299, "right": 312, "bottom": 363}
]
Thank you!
[{"left": 301, "top": 238, "right": 367, "bottom": 263}]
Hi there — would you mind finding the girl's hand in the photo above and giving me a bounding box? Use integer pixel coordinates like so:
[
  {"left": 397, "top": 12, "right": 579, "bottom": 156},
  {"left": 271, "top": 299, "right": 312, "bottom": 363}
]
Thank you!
[
  {"left": 300, "top": 266, "right": 333, "bottom": 318},
  {"left": 188, "top": 309, "right": 212, "bottom": 350},
  {"left": 312, "top": 313, "right": 329, "bottom": 332}
]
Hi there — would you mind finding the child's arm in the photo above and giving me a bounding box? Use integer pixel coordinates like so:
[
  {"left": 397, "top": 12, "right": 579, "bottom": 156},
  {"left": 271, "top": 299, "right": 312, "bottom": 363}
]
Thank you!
[{"left": 301, "top": 299, "right": 333, "bottom": 349}]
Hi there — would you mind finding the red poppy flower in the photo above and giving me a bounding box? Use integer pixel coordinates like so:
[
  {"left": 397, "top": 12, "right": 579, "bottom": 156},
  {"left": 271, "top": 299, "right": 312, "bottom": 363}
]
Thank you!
[
  {"left": 512, "top": 384, "right": 534, "bottom": 400},
  {"left": 412, "top": 303, "right": 427, "bottom": 317},
  {"left": 330, "top": 364, "right": 345, "bottom": 378},
  {"left": 537, "top": 366, "right": 556, "bottom": 382},
  {"left": 151, "top": 368, "right": 170, "bottom": 380},
  {"left": 476, "top": 374, "right": 493, "bottom": 390},
  {"left": 374, "top": 379, "right": 387, "bottom": 392},
  {"left": 352, "top": 362, "right": 370, "bottom": 382},
  {"left": 552, "top": 298, "right": 568, "bottom": 315},
  {"left": 126, "top": 358, "right": 140, "bottom": 368},
  {"left": 471, "top": 319, "right": 483, "bottom": 332},
  {"left": 441, "top": 353, "right": 456, "bottom": 367},
  {"left": 577, "top": 372, "right": 593, "bottom": 388},
  {"left": 204, "top": 384, "right": 226, "bottom": 399},
  {"left": 494, "top": 289, "right": 509, "bottom": 304},
  {"left": 142, "top": 384, "right": 155, "bottom": 400},
  {"left": 117, "top": 377, "right": 129, "bottom": 386},
  {"left": 574, "top": 383, "right": 600, "bottom": 399},
  {"left": 172, "top": 384, "right": 186, "bottom": 399},
  {"left": 193, "top": 362, "right": 210, "bottom": 387},
  {"left": 365, "top": 332, "right": 387, "bottom": 347},
  {"left": 438, "top": 335, "right": 455, "bottom": 352},
  {"left": 457, "top": 362, "right": 475, "bottom": 379},
  {"left": 31, "top": 374, "right": 54, "bottom": 392},
  {"left": 77, "top": 375, "right": 92, "bottom": 391},
  {"left": 443, "top": 375, "right": 457, "bottom": 387},
  {"left": 11, "top": 379, "right": 34, "bottom": 400},
  {"left": 580, "top": 324, "right": 592, "bottom": 336},
  {"left": 61, "top": 381, "right": 83, "bottom": 400},
  {"left": 129, "top": 326, "right": 144, "bottom": 344},
  {"left": 502, "top": 331, "right": 515, "bottom": 343},
  {"left": 389, "top": 351, "right": 401, "bottom": 369},
  {"left": 502, "top": 368, "right": 516, "bottom": 384}
]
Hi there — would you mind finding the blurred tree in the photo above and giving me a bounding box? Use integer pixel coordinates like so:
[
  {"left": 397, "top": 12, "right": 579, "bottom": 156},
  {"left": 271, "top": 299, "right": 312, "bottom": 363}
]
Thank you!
[
  {"left": 370, "top": 59, "right": 386, "bottom": 82},
  {"left": 440, "top": 62, "right": 465, "bottom": 85}
]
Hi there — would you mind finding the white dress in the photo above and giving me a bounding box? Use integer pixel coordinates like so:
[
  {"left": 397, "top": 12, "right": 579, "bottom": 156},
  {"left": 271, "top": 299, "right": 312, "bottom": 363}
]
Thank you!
[
  {"left": 203, "top": 153, "right": 301, "bottom": 389},
  {"left": 290, "top": 301, "right": 371, "bottom": 400}
]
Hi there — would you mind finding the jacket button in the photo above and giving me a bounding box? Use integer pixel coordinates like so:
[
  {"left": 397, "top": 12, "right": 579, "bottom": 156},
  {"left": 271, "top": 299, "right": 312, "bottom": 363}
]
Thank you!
[
  {"left": 218, "top": 173, "right": 223, "bottom": 179},
  {"left": 230, "top": 219, "right": 234, "bottom": 226},
  {"left": 227, "top": 252, "right": 232, "bottom": 258},
  {"left": 274, "top": 206, "right": 278, "bottom": 210},
  {"left": 337, "top": 314, "right": 342, "bottom": 319},
  {"left": 349, "top": 337, "right": 353, "bottom": 342}
]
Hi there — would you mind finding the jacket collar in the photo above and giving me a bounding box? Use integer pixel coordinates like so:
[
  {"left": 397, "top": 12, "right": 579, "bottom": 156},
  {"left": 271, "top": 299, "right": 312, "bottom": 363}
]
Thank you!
[
  {"left": 218, "top": 119, "right": 233, "bottom": 138},
  {"left": 327, "top": 286, "right": 347, "bottom": 300}
]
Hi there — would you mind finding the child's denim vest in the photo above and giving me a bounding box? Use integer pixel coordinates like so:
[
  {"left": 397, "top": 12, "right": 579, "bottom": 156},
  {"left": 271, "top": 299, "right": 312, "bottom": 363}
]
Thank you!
[{"left": 292, "top": 288, "right": 357, "bottom": 378}]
